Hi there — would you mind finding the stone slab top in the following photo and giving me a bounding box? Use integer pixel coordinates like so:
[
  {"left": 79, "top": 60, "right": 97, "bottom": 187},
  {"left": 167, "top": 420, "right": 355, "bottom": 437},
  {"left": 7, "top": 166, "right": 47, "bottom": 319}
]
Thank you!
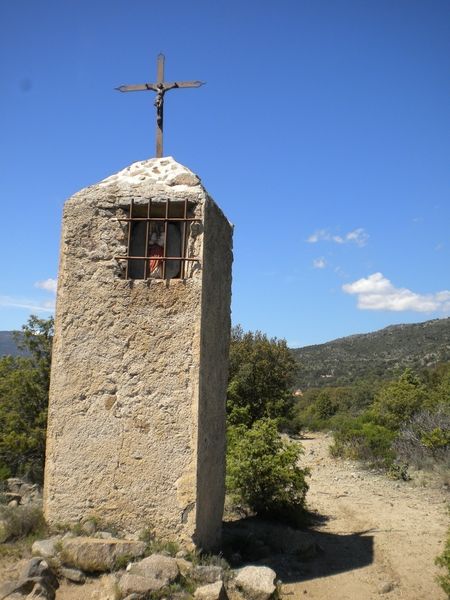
[
  {"left": 99, "top": 157, "right": 201, "bottom": 190},
  {"left": 64, "top": 156, "right": 234, "bottom": 231},
  {"left": 66, "top": 156, "right": 209, "bottom": 208}
]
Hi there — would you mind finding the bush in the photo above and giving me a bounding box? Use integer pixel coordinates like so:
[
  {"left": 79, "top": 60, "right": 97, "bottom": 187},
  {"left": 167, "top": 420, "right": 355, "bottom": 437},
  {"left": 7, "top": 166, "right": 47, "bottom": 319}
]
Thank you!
[
  {"left": 436, "top": 527, "right": 450, "bottom": 598},
  {"left": 330, "top": 416, "right": 396, "bottom": 467},
  {"left": 372, "top": 369, "right": 426, "bottom": 430},
  {"left": 226, "top": 419, "right": 309, "bottom": 525},
  {"left": 0, "top": 504, "right": 46, "bottom": 542},
  {"left": 393, "top": 406, "right": 450, "bottom": 469}
]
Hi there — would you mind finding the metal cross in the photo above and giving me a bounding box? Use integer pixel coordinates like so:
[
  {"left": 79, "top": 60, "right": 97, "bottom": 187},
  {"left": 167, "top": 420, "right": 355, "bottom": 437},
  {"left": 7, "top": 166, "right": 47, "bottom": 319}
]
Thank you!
[{"left": 116, "top": 54, "right": 204, "bottom": 158}]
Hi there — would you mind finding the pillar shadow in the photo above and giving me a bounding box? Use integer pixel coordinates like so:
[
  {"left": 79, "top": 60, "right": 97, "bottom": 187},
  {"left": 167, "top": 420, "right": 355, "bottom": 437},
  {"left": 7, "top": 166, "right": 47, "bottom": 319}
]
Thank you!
[{"left": 222, "top": 516, "right": 374, "bottom": 584}]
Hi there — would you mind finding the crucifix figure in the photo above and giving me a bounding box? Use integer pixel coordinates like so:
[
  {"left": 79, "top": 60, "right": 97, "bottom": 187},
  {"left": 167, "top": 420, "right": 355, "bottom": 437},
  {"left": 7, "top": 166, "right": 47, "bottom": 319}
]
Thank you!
[{"left": 116, "top": 54, "right": 204, "bottom": 158}]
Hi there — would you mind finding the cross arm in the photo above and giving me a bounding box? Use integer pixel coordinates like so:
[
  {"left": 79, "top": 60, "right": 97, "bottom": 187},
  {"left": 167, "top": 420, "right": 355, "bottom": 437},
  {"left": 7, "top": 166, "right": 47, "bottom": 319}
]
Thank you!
[
  {"left": 115, "top": 83, "right": 159, "bottom": 93},
  {"left": 115, "top": 81, "right": 204, "bottom": 93},
  {"left": 172, "top": 80, "right": 205, "bottom": 88}
]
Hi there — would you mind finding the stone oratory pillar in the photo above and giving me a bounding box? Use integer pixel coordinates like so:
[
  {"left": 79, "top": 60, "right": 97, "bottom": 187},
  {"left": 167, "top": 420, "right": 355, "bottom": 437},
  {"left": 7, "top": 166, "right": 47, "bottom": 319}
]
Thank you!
[{"left": 44, "top": 158, "right": 233, "bottom": 551}]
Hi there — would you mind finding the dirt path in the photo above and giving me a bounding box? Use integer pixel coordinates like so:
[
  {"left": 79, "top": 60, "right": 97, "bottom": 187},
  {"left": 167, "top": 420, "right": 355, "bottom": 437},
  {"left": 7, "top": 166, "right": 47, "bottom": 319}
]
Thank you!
[{"left": 283, "top": 432, "right": 449, "bottom": 600}]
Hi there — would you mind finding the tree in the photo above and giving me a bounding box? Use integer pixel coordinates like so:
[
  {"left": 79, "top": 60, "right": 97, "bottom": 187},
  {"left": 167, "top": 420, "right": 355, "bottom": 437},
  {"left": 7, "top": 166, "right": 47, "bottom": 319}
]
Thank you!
[
  {"left": 0, "top": 316, "right": 54, "bottom": 482},
  {"left": 372, "top": 369, "right": 426, "bottom": 430},
  {"left": 227, "top": 326, "right": 297, "bottom": 429}
]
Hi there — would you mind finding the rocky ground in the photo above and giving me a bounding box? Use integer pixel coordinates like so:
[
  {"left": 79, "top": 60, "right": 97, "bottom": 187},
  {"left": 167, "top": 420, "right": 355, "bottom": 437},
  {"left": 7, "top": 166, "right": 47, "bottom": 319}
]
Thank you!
[
  {"left": 1, "top": 434, "right": 448, "bottom": 599},
  {"left": 281, "top": 432, "right": 449, "bottom": 600}
]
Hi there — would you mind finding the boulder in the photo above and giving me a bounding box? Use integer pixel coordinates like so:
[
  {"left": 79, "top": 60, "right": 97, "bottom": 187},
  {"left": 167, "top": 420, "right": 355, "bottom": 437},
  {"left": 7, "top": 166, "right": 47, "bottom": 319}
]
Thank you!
[
  {"left": 59, "top": 566, "right": 86, "bottom": 583},
  {"left": 60, "top": 536, "right": 146, "bottom": 573},
  {"left": 176, "top": 557, "right": 192, "bottom": 576},
  {"left": 31, "top": 537, "right": 61, "bottom": 559},
  {"left": 234, "top": 566, "right": 276, "bottom": 600},
  {"left": 25, "top": 582, "right": 51, "bottom": 599},
  {"left": 6, "top": 478, "right": 41, "bottom": 504},
  {"left": 128, "top": 554, "right": 179, "bottom": 583},
  {"left": 0, "top": 558, "right": 59, "bottom": 600},
  {"left": 119, "top": 573, "right": 164, "bottom": 596},
  {"left": 119, "top": 554, "right": 179, "bottom": 596},
  {"left": 190, "top": 564, "right": 224, "bottom": 584},
  {"left": 0, "top": 580, "right": 23, "bottom": 599},
  {"left": 194, "top": 581, "right": 228, "bottom": 600},
  {"left": 21, "top": 558, "right": 59, "bottom": 593}
]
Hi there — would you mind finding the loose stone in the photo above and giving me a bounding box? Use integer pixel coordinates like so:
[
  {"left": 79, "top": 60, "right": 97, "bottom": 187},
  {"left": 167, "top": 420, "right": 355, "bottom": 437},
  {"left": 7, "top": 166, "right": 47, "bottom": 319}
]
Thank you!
[
  {"left": 234, "top": 565, "right": 277, "bottom": 600},
  {"left": 194, "top": 581, "right": 228, "bottom": 600}
]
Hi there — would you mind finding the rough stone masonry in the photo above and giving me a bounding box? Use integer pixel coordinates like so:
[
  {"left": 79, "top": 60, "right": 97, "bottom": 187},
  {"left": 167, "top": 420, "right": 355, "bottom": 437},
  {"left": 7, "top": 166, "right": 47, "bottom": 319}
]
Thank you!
[{"left": 43, "top": 157, "right": 233, "bottom": 551}]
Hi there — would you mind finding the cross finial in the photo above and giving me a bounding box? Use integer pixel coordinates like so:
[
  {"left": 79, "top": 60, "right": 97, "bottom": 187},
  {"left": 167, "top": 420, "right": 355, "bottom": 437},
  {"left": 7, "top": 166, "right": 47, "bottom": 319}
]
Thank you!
[{"left": 116, "top": 54, "right": 205, "bottom": 158}]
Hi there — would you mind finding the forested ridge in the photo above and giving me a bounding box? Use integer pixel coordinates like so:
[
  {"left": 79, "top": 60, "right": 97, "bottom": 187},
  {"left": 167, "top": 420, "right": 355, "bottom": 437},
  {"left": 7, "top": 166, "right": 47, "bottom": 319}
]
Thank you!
[{"left": 291, "top": 317, "right": 450, "bottom": 389}]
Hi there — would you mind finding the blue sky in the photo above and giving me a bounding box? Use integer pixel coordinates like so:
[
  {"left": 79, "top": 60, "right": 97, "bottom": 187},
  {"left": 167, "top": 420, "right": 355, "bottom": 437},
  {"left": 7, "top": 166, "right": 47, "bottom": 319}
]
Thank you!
[{"left": 0, "top": 0, "right": 449, "bottom": 347}]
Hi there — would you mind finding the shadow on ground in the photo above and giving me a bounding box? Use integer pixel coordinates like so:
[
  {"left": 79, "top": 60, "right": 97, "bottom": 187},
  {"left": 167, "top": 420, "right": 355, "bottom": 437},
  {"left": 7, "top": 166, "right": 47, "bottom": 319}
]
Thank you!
[{"left": 222, "top": 516, "right": 373, "bottom": 584}]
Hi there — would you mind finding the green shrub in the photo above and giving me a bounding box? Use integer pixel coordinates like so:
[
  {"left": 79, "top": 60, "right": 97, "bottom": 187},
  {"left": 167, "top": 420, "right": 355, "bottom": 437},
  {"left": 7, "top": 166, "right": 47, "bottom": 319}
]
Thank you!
[
  {"left": 330, "top": 416, "right": 396, "bottom": 467},
  {"left": 372, "top": 369, "right": 426, "bottom": 430},
  {"left": 0, "top": 316, "right": 53, "bottom": 483},
  {"left": 394, "top": 407, "right": 450, "bottom": 469},
  {"left": 436, "top": 527, "right": 450, "bottom": 598},
  {"left": 315, "top": 391, "right": 338, "bottom": 420},
  {"left": 421, "top": 427, "right": 450, "bottom": 455},
  {"left": 226, "top": 419, "right": 309, "bottom": 525}
]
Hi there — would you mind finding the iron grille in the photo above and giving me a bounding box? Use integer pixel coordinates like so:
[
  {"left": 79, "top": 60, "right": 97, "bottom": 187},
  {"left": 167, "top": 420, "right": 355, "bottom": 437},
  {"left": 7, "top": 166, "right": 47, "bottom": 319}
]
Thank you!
[{"left": 116, "top": 198, "right": 201, "bottom": 280}]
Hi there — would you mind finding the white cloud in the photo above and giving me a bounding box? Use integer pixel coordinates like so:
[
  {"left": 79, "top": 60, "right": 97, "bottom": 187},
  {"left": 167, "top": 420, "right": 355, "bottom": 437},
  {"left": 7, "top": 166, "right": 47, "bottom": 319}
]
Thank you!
[
  {"left": 342, "top": 273, "right": 450, "bottom": 313},
  {"left": 307, "top": 228, "right": 369, "bottom": 247},
  {"left": 313, "top": 257, "right": 327, "bottom": 269},
  {"left": 35, "top": 278, "right": 57, "bottom": 293},
  {"left": 0, "top": 296, "right": 55, "bottom": 313}
]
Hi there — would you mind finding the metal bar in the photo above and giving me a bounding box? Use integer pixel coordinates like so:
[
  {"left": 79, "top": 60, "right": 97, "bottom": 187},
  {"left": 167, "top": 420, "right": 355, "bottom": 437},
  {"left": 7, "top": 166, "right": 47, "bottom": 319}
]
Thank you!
[
  {"left": 157, "top": 53, "right": 165, "bottom": 84},
  {"left": 143, "top": 200, "right": 151, "bottom": 280},
  {"left": 116, "top": 83, "right": 157, "bottom": 92},
  {"left": 117, "top": 256, "right": 200, "bottom": 261},
  {"left": 116, "top": 217, "right": 201, "bottom": 222},
  {"left": 180, "top": 199, "right": 187, "bottom": 279},
  {"left": 156, "top": 54, "right": 165, "bottom": 158},
  {"left": 125, "top": 199, "right": 134, "bottom": 280},
  {"left": 162, "top": 198, "right": 169, "bottom": 278},
  {"left": 172, "top": 81, "right": 205, "bottom": 88},
  {"left": 117, "top": 81, "right": 203, "bottom": 93}
]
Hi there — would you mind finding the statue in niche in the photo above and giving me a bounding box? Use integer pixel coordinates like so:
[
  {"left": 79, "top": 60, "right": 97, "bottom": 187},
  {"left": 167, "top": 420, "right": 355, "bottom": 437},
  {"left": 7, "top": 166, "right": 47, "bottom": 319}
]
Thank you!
[{"left": 148, "top": 222, "right": 181, "bottom": 279}]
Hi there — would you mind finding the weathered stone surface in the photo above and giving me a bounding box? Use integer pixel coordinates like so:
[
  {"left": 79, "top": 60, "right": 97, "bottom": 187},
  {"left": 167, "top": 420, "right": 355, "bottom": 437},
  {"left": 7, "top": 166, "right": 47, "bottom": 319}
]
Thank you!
[
  {"left": 59, "top": 566, "right": 86, "bottom": 583},
  {"left": 0, "top": 580, "right": 22, "bottom": 599},
  {"left": 129, "top": 553, "right": 179, "bottom": 582},
  {"left": 31, "top": 537, "right": 61, "bottom": 559},
  {"left": 25, "top": 582, "right": 51, "bottom": 599},
  {"left": 234, "top": 566, "right": 276, "bottom": 600},
  {"left": 190, "top": 564, "right": 224, "bottom": 583},
  {"left": 119, "top": 554, "right": 179, "bottom": 595},
  {"left": 194, "top": 581, "right": 228, "bottom": 600},
  {"left": 20, "top": 558, "right": 59, "bottom": 593},
  {"left": 176, "top": 557, "right": 192, "bottom": 576},
  {"left": 60, "top": 537, "right": 146, "bottom": 572},
  {"left": 0, "top": 568, "right": 58, "bottom": 600},
  {"left": 119, "top": 573, "right": 164, "bottom": 596},
  {"left": 43, "top": 157, "right": 232, "bottom": 552}
]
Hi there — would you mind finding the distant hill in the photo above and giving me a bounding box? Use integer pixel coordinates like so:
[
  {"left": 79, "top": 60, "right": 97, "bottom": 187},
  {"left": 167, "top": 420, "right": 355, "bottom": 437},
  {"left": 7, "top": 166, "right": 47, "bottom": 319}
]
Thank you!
[
  {"left": 0, "top": 331, "right": 26, "bottom": 357},
  {"left": 291, "top": 317, "right": 450, "bottom": 389}
]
